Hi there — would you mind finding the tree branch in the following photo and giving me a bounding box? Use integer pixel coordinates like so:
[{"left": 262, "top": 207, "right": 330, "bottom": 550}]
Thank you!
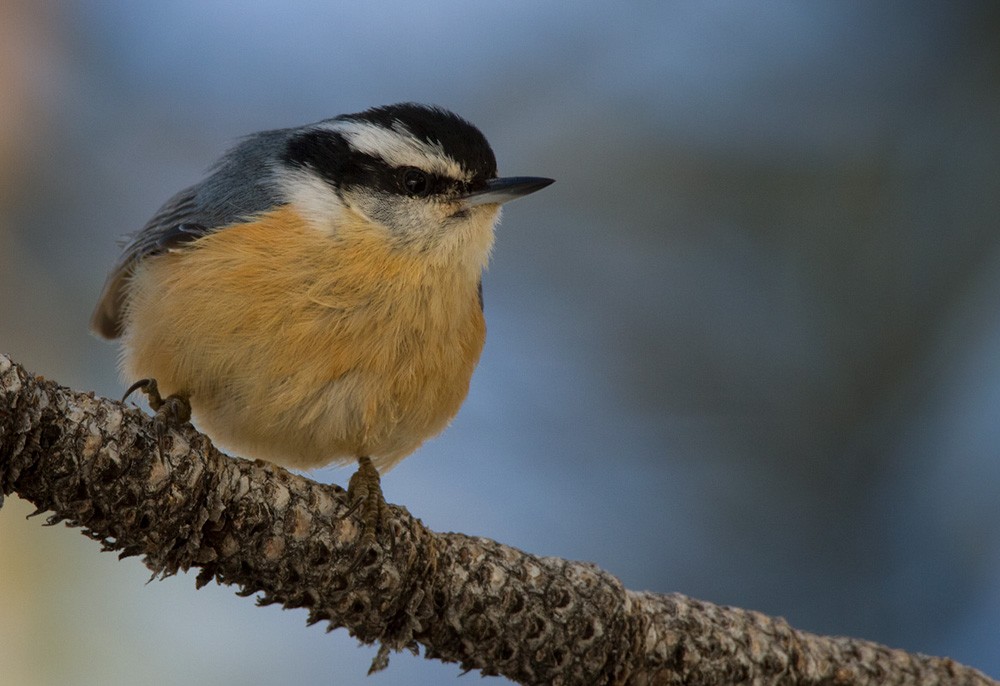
[{"left": 0, "top": 353, "right": 994, "bottom": 686}]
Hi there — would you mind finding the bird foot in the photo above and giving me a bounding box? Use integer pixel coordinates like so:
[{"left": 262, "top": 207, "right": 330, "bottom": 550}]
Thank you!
[{"left": 123, "top": 378, "right": 192, "bottom": 453}]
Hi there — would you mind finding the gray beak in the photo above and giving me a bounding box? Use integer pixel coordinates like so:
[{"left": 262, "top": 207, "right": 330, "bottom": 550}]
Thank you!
[{"left": 461, "top": 176, "right": 555, "bottom": 207}]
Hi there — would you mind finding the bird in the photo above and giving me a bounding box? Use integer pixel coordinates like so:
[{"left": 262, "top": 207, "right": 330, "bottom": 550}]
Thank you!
[{"left": 91, "top": 102, "right": 553, "bottom": 531}]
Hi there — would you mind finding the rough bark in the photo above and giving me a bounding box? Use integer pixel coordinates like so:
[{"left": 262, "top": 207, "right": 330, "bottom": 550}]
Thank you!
[{"left": 0, "top": 353, "right": 994, "bottom": 686}]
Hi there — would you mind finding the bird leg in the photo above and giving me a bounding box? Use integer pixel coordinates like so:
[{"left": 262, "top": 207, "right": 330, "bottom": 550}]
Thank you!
[{"left": 346, "top": 456, "right": 389, "bottom": 557}]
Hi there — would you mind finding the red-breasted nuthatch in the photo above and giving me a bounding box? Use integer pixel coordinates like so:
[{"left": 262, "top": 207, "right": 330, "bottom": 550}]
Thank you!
[{"left": 91, "top": 103, "right": 553, "bottom": 495}]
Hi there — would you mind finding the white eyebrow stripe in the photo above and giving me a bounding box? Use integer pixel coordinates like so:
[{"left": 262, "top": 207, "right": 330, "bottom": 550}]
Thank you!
[{"left": 319, "top": 119, "right": 468, "bottom": 181}]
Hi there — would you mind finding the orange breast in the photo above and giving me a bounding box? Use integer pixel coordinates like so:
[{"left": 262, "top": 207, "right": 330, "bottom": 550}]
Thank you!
[{"left": 121, "top": 205, "right": 486, "bottom": 471}]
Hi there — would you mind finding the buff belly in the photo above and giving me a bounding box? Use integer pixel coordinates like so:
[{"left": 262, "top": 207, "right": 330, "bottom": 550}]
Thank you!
[{"left": 120, "top": 207, "right": 486, "bottom": 472}]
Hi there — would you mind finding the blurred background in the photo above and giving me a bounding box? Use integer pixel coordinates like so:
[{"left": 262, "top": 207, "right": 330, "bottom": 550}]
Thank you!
[{"left": 1, "top": 2, "right": 998, "bottom": 684}]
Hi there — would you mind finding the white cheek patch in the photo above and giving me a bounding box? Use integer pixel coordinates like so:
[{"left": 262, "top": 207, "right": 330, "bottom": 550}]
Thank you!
[
  {"left": 321, "top": 120, "right": 467, "bottom": 181},
  {"left": 274, "top": 166, "right": 347, "bottom": 235}
]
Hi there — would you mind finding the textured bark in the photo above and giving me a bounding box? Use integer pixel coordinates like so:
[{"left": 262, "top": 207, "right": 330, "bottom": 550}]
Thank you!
[{"left": 0, "top": 353, "right": 995, "bottom": 686}]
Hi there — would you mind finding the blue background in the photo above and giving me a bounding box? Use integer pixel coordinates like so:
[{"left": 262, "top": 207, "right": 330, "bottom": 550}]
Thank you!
[{"left": 1, "top": 2, "right": 998, "bottom": 684}]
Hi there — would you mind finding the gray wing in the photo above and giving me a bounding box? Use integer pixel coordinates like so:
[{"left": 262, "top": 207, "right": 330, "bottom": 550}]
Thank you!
[{"left": 90, "top": 127, "right": 295, "bottom": 339}]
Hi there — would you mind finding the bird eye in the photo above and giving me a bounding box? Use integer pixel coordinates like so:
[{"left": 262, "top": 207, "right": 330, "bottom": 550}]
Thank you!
[{"left": 401, "top": 168, "right": 431, "bottom": 197}]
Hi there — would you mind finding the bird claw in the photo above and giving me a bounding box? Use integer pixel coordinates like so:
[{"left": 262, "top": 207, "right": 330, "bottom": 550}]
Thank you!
[{"left": 122, "top": 378, "right": 191, "bottom": 454}]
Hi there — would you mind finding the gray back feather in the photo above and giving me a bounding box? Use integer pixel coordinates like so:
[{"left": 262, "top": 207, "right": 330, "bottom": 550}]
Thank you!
[{"left": 91, "top": 127, "right": 295, "bottom": 339}]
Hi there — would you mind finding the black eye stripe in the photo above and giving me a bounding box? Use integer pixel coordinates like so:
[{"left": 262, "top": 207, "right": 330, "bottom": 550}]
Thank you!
[{"left": 285, "top": 130, "right": 464, "bottom": 198}]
